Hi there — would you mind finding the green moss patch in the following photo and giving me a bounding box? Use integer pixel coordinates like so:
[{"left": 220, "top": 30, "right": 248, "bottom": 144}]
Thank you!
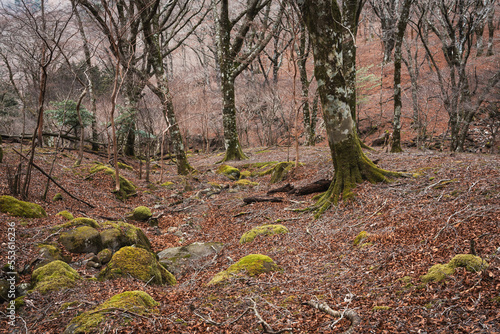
[
  {"left": 217, "top": 165, "right": 240, "bottom": 180},
  {"left": 32, "top": 260, "right": 80, "bottom": 294},
  {"left": 240, "top": 224, "right": 289, "bottom": 244},
  {"left": 161, "top": 181, "right": 174, "bottom": 188},
  {"left": 53, "top": 193, "right": 63, "bottom": 202},
  {"left": 0, "top": 195, "right": 47, "bottom": 218},
  {"left": 99, "top": 246, "right": 176, "bottom": 285},
  {"left": 209, "top": 254, "right": 280, "bottom": 285},
  {"left": 127, "top": 206, "right": 152, "bottom": 221},
  {"left": 117, "top": 161, "right": 134, "bottom": 170},
  {"left": 99, "top": 221, "right": 151, "bottom": 251},
  {"left": 421, "top": 254, "right": 488, "bottom": 283},
  {"left": 64, "top": 291, "right": 158, "bottom": 334},
  {"left": 353, "top": 231, "right": 370, "bottom": 246},
  {"left": 56, "top": 210, "right": 74, "bottom": 221},
  {"left": 55, "top": 217, "right": 100, "bottom": 230},
  {"left": 235, "top": 179, "right": 259, "bottom": 187},
  {"left": 89, "top": 164, "right": 137, "bottom": 200},
  {"left": 373, "top": 306, "right": 391, "bottom": 311}
]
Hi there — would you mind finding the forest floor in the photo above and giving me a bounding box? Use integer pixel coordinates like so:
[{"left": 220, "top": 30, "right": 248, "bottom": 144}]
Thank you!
[{"left": 0, "top": 142, "right": 499, "bottom": 333}]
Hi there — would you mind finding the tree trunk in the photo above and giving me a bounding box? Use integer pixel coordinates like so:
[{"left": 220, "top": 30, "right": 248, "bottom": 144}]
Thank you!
[
  {"left": 299, "top": 0, "right": 400, "bottom": 215},
  {"left": 486, "top": 6, "right": 495, "bottom": 56}
]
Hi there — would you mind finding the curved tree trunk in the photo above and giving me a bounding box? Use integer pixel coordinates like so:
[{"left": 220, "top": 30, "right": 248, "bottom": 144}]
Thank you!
[{"left": 299, "top": 0, "right": 400, "bottom": 216}]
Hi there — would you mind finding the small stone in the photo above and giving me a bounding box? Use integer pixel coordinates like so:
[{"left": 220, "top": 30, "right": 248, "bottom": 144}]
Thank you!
[{"left": 86, "top": 261, "right": 100, "bottom": 269}]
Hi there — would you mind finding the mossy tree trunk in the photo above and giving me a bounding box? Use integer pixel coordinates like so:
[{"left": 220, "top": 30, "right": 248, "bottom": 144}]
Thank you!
[
  {"left": 390, "top": 0, "right": 413, "bottom": 153},
  {"left": 299, "top": 0, "right": 399, "bottom": 215},
  {"left": 139, "top": 4, "right": 193, "bottom": 175},
  {"left": 213, "top": 0, "right": 284, "bottom": 162}
]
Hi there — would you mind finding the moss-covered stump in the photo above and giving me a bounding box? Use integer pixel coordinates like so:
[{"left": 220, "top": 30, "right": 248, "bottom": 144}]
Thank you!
[
  {"left": 99, "top": 246, "right": 176, "bottom": 285},
  {"left": 89, "top": 164, "right": 137, "bottom": 200},
  {"left": 63, "top": 291, "right": 158, "bottom": 334},
  {"left": 421, "top": 254, "right": 489, "bottom": 283},
  {"left": 31, "top": 261, "right": 80, "bottom": 294},
  {"left": 217, "top": 164, "right": 240, "bottom": 180},
  {"left": 56, "top": 211, "right": 74, "bottom": 221},
  {"left": 209, "top": 254, "right": 280, "bottom": 285},
  {"left": 59, "top": 226, "right": 103, "bottom": 254},
  {"left": 99, "top": 222, "right": 151, "bottom": 251},
  {"left": 158, "top": 242, "right": 223, "bottom": 275},
  {"left": 0, "top": 195, "right": 47, "bottom": 218},
  {"left": 127, "top": 206, "right": 152, "bottom": 221},
  {"left": 240, "top": 224, "right": 289, "bottom": 244}
]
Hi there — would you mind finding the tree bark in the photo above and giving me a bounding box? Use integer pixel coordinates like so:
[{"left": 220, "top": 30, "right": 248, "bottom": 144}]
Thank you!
[{"left": 299, "top": 0, "right": 400, "bottom": 216}]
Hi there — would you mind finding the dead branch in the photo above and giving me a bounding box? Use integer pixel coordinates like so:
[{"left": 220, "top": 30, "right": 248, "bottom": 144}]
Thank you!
[
  {"left": 291, "top": 179, "right": 331, "bottom": 195},
  {"left": 243, "top": 196, "right": 284, "bottom": 204},
  {"left": 12, "top": 148, "right": 95, "bottom": 208},
  {"left": 303, "top": 300, "right": 360, "bottom": 334},
  {"left": 194, "top": 307, "right": 251, "bottom": 326},
  {"left": 267, "top": 183, "right": 294, "bottom": 195},
  {"left": 248, "top": 298, "right": 292, "bottom": 334}
]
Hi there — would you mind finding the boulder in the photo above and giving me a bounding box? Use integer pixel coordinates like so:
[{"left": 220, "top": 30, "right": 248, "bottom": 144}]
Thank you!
[
  {"left": 56, "top": 211, "right": 74, "bottom": 221},
  {"left": 99, "top": 246, "right": 176, "bottom": 285},
  {"left": 31, "top": 260, "right": 80, "bottom": 294},
  {"left": 158, "top": 242, "right": 223, "bottom": 275},
  {"left": 0, "top": 195, "right": 47, "bottom": 218},
  {"left": 99, "top": 222, "right": 151, "bottom": 251},
  {"left": 64, "top": 291, "right": 158, "bottom": 334},
  {"left": 127, "top": 206, "right": 152, "bottom": 221},
  {"left": 59, "top": 226, "right": 103, "bottom": 254},
  {"left": 209, "top": 254, "right": 280, "bottom": 285},
  {"left": 97, "top": 249, "right": 113, "bottom": 264},
  {"left": 54, "top": 217, "right": 100, "bottom": 230}
]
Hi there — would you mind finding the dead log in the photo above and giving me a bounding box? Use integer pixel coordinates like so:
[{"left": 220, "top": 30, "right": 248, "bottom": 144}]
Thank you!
[
  {"left": 267, "top": 183, "right": 294, "bottom": 195},
  {"left": 243, "top": 196, "right": 283, "bottom": 204},
  {"left": 291, "top": 179, "right": 331, "bottom": 195}
]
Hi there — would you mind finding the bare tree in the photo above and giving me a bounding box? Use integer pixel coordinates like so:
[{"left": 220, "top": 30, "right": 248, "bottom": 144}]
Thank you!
[{"left": 213, "top": 0, "right": 285, "bottom": 162}]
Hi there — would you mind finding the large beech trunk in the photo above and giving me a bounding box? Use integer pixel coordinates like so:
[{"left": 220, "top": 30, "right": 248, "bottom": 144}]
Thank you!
[{"left": 299, "top": 0, "right": 400, "bottom": 215}]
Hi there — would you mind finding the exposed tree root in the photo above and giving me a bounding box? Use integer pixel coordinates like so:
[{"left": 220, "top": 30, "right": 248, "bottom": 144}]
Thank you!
[
  {"left": 303, "top": 300, "right": 361, "bottom": 334},
  {"left": 219, "top": 145, "right": 248, "bottom": 163}
]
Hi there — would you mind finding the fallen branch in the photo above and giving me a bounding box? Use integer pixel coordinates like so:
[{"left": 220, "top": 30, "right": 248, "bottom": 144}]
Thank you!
[
  {"left": 194, "top": 307, "right": 250, "bottom": 326},
  {"left": 267, "top": 183, "right": 294, "bottom": 195},
  {"left": 291, "top": 179, "right": 331, "bottom": 195},
  {"left": 303, "top": 300, "right": 360, "bottom": 334},
  {"left": 248, "top": 298, "right": 292, "bottom": 334},
  {"left": 243, "top": 196, "right": 283, "bottom": 204},
  {"left": 12, "top": 148, "right": 95, "bottom": 208}
]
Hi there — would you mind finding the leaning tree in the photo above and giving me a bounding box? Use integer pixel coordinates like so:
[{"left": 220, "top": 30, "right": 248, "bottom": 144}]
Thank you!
[{"left": 296, "top": 0, "right": 402, "bottom": 215}]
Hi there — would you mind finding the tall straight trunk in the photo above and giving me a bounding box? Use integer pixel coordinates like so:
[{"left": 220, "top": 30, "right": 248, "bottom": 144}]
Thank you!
[
  {"left": 391, "top": 0, "right": 413, "bottom": 153},
  {"left": 221, "top": 75, "right": 247, "bottom": 161},
  {"left": 300, "top": 0, "right": 400, "bottom": 216},
  {"left": 486, "top": 6, "right": 495, "bottom": 56}
]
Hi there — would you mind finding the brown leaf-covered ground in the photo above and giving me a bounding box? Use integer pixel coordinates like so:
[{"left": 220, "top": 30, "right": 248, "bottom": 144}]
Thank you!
[{"left": 0, "top": 142, "right": 498, "bottom": 333}]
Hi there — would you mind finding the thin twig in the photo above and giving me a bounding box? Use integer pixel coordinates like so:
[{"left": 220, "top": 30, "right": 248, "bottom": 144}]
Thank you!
[{"left": 303, "top": 299, "right": 360, "bottom": 334}]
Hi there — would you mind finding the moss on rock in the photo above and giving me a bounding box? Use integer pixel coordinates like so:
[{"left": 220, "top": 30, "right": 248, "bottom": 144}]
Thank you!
[
  {"left": 89, "top": 164, "right": 137, "bottom": 200},
  {"left": 0, "top": 195, "right": 47, "bottom": 218},
  {"left": 59, "top": 226, "right": 103, "bottom": 254},
  {"left": 421, "top": 254, "right": 488, "bottom": 283},
  {"left": 269, "top": 162, "right": 294, "bottom": 183},
  {"left": 235, "top": 179, "right": 259, "bottom": 187},
  {"left": 217, "top": 165, "right": 240, "bottom": 180},
  {"left": 97, "top": 249, "right": 113, "bottom": 264},
  {"left": 98, "top": 246, "right": 175, "bottom": 285},
  {"left": 99, "top": 222, "right": 151, "bottom": 251},
  {"left": 55, "top": 217, "right": 100, "bottom": 230},
  {"left": 53, "top": 193, "right": 63, "bottom": 202},
  {"left": 56, "top": 211, "right": 74, "bottom": 221},
  {"left": 353, "top": 231, "right": 370, "bottom": 246},
  {"left": 240, "top": 224, "right": 288, "bottom": 244},
  {"left": 37, "top": 243, "right": 66, "bottom": 267},
  {"left": 32, "top": 260, "right": 80, "bottom": 294},
  {"left": 128, "top": 206, "right": 152, "bottom": 221},
  {"left": 64, "top": 291, "right": 158, "bottom": 334},
  {"left": 117, "top": 161, "right": 134, "bottom": 170},
  {"left": 209, "top": 254, "right": 280, "bottom": 285}
]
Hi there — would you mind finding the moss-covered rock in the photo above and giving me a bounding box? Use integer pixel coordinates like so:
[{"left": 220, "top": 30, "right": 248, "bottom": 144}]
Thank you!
[
  {"left": 99, "top": 222, "right": 151, "bottom": 251},
  {"left": 448, "top": 254, "right": 489, "bottom": 272},
  {"left": 59, "top": 226, "right": 103, "bottom": 254},
  {"left": 55, "top": 217, "right": 100, "bottom": 230},
  {"left": 217, "top": 165, "right": 240, "bottom": 180},
  {"left": 209, "top": 254, "right": 280, "bottom": 285},
  {"left": 97, "top": 249, "right": 113, "bottom": 264},
  {"left": 158, "top": 242, "right": 223, "bottom": 275},
  {"left": 36, "top": 243, "right": 67, "bottom": 268},
  {"left": 117, "top": 161, "right": 134, "bottom": 170},
  {"left": 353, "top": 231, "right": 370, "bottom": 246},
  {"left": 89, "top": 164, "right": 137, "bottom": 200},
  {"left": 128, "top": 206, "right": 152, "bottom": 221},
  {"left": 99, "top": 246, "right": 175, "bottom": 285},
  {"left": 56, "top": 211, "right": 74, "bottom": 221},
  {"left": 421, "top": 254, "right": 489, "bottom": 283},
  {"left": 235, "top": 179, "right": 259, "bottom": 187},
  {"left": 269, "top": 162, "right": 294, "bottom": 183},
  {"left": 53, "top": 193, "right": 63, "bottom": 202},
  {"left": 239, "top": 170, "right": 252, "bottom": 179},
  {"left": 31, "top": 260, "right": 80, "bottom": 294},
  {"left": 240, "top": 224, "right": 288, "bottom": 244},
  {"left": 64, "top": 291, "right": 158, "bottom": 334},
  {"left": 0, "top": 195, "right": 47, "bottom": 218}
]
